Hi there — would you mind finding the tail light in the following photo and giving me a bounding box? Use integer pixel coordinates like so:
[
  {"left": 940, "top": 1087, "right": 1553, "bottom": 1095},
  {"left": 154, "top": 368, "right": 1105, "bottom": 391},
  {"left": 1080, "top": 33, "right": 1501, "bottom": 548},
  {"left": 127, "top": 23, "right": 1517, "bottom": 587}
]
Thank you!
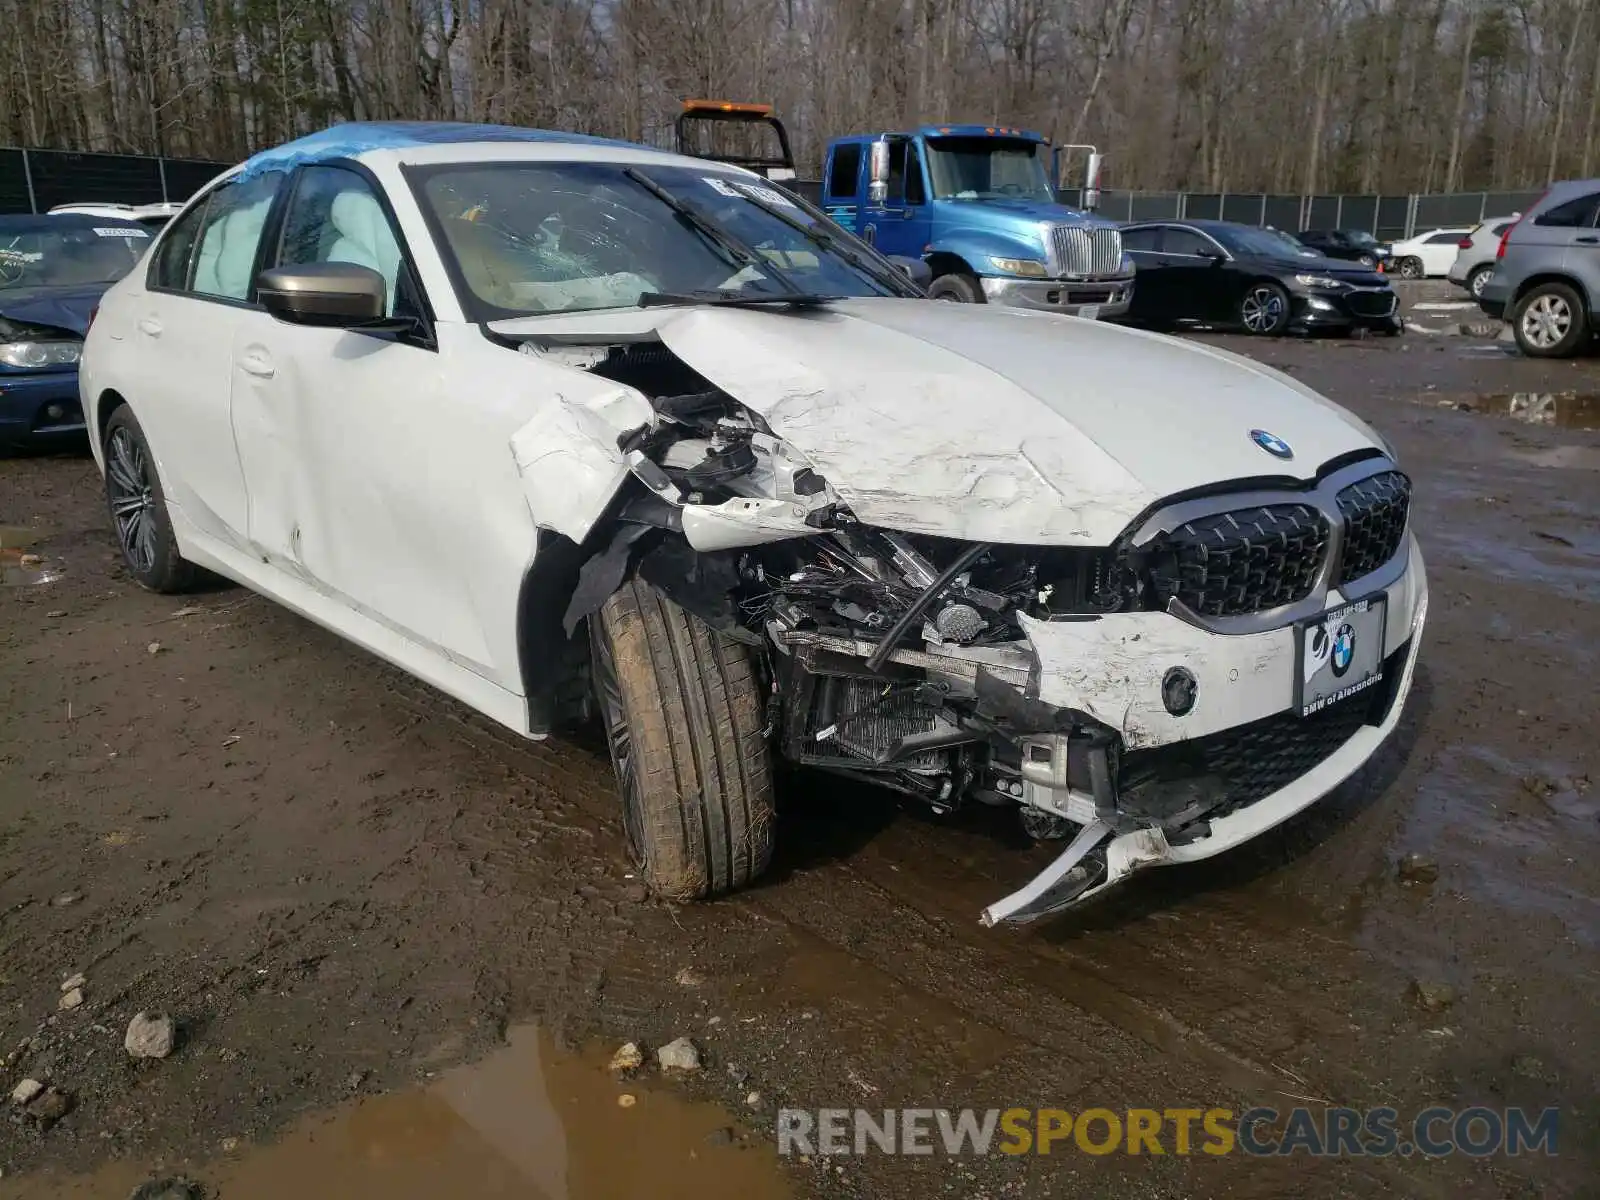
[
  {"left": 1457, "top": 237, "right": 1473, "bottom": 249},
  {"left": 1496, "top": 223, "right": 1517, "bottom": 259}
]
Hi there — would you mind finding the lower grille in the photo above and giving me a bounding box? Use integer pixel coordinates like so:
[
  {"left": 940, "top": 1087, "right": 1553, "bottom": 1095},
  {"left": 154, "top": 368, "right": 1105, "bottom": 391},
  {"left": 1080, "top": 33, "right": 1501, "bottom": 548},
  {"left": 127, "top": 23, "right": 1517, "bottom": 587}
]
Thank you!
[
  {"left": 1345, "top": 288, "right": 1397, "bottom": 318},
  {"left": 1120, "top": 643, "right": 1408, "bottom": 824},
  {"left": 1336, "top": 470, "right": 1411, "bottom": 585},
  {"left": 1145, "top": 504, "right": 1330, "bottom": 618},
  {"left": 1046, "top": 225, "right": 1123, "bottom": 277}
]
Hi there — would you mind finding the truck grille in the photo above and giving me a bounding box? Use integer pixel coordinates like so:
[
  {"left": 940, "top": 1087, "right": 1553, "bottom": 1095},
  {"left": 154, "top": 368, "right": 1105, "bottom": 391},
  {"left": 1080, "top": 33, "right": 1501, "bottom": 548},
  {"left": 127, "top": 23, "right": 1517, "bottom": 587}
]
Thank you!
[
  {"left": 1335, "top": 471, "right": 1411, "bottom": 585},
  {"left": 1345, "top": 288, "right": 1397, "bottom": 318},
  {"left": 1144, "top": 504, "right": 1330, "bottom": 619},
  {"left": 1046, "top": 225, "right": 1123, "bottom": 277}
]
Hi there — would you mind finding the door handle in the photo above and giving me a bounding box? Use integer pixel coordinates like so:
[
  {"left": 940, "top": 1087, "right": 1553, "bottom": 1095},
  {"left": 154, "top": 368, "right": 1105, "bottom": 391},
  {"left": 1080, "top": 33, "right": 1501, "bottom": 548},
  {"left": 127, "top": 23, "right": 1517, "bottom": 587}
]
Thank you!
[
  {"left": 1577, "top": 235, "right": 1599, "bottom": 244},
  {"left": 238, "top": 352, "right": 275, "bottom": 379},
  {"left": 137, "top": 317, "right": 162, "bottom": 337}
]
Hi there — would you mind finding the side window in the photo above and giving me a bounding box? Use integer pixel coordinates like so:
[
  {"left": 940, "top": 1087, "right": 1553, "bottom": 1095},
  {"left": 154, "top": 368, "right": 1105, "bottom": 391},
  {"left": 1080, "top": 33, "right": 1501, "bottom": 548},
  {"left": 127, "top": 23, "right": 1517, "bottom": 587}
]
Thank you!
[
  {"left": 149, "top": 199, "right": 210, "bottom": 291},
  {"left": 902, "top": 143, "right": 927, "bottom": 206},
  {"left": 1426, "top": 232, "right": 1462, "bottom": 244},
  {"left": 1534, "top": 193, "right": 1600, "bottom": 228},
  {"left": 190, "top": 173, "right": 284, "bottom": 301},
  {"left": 1491, "top": 221, "right": 1515, "bottom": 236},
  {"left": 1122, "top": 227, "right": 1162, "bottom": 252},
  {"left": 826, "top": 145, "right": 862, "bottom": 200},
  {"left": 273, "top": 166, "right": 412, "bottom": 319},
  {"left": 1164, "top": 229, "right": 1216, "bottom": 257},
  {"left": 885, "top": 141, "right": 908, "bottom": 204}
]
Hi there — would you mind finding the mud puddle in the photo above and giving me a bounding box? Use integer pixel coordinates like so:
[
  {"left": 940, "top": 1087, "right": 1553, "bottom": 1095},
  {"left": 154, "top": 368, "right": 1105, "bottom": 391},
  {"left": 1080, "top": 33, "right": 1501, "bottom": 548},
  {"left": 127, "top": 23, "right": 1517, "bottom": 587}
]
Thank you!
[
  {"left": 1, "top": 1025, "right": 790, "bottom": 1200},
  {"left": 0, "top": 527, "right": 60, "bottom": 586},
  {"left": 1443, "top": 390, "right": 1600, "bottom": 430}
]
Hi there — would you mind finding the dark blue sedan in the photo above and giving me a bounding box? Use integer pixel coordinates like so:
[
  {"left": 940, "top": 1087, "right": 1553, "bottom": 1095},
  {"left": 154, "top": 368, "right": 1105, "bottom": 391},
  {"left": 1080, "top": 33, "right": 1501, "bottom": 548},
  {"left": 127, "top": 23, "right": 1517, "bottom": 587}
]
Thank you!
[{"left": 1, "top": 214, "right": 152, "bottom": 447}]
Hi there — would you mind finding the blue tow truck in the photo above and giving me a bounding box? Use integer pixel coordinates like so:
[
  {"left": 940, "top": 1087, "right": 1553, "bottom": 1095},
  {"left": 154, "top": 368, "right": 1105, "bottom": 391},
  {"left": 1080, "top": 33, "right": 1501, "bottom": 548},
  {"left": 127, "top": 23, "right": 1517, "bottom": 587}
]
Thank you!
[{"left": 674, "top": 102, "right": 1133, "bottom": 319}]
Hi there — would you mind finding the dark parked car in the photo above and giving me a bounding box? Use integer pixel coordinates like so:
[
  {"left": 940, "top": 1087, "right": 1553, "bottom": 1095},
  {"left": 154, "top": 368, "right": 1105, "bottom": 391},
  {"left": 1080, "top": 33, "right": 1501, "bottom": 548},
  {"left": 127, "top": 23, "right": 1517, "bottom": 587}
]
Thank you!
[
  {"left": 0, "top": 214, "right": 151, "bottom": 447},
  {"left": 1119, "top": 220, "right": 1403, "bottom": 336},
  {"left": 1294, "top": 228, "right": 1392, "bottom": 269}
]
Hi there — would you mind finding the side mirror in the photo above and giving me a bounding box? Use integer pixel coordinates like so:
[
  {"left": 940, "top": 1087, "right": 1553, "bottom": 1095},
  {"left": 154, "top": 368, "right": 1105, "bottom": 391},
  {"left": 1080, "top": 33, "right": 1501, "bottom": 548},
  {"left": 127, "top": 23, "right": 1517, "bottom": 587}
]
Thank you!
[
  {"left": 888, "top": 255, "right": 932, "bottom": 289},
  {"left": 868, "top": 139, "right": 891, "bottom": 206},
  {"left": 257, "top": 262, "right": 386, "bottom": 327},
  {"left": 1083, "top": 151, "right": 1103, "bottom": 211},
  {"left": 1202, "top": 249, "right": 1226, "bottom": 264}
]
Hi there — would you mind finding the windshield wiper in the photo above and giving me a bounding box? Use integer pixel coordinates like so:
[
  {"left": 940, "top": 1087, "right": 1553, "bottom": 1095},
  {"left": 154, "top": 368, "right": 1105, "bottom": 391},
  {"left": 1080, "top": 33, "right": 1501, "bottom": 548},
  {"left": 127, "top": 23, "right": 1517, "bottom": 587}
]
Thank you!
[
  {"left": 623, "top": 168, "right": 804, "bottom": 295},
  {"left": 637, "top": 290, "right": 840, "bottom": 309},
  {"left": 729, "top": 188, "right": 920, "bottom": 298}
]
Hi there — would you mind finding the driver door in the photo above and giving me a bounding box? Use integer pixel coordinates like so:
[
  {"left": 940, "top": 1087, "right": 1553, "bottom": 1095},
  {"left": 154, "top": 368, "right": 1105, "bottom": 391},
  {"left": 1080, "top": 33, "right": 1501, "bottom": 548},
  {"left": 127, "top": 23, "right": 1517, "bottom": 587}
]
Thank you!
[
  {"left": 860, "top": 139, "right": 932, "bottom": 260},
  {"left": 228, "top": 164, "right": 481, "bottom": 670}
]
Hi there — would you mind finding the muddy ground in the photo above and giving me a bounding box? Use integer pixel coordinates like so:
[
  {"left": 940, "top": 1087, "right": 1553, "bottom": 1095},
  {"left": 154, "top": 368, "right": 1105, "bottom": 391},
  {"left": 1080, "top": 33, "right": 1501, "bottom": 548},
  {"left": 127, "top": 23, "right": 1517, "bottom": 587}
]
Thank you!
[{"left": 1, "top": 311, "right": 1598, "bottom": 1198}]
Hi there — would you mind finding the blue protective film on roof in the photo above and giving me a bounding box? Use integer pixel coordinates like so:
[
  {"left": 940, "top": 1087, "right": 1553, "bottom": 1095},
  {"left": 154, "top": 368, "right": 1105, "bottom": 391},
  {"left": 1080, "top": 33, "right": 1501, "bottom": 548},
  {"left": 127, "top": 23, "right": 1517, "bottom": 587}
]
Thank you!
[{"left": 234, "top": 121, "right": 644, "bottom": 182}]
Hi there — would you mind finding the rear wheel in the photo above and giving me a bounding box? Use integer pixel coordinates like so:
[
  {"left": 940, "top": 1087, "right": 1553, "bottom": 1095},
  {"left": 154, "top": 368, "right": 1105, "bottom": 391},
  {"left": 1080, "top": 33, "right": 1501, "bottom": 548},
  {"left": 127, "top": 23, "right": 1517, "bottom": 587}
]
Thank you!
[
  {"left": 590, "top": 579, "right": 774, "bottom": 901},
  {"left": 927, "top": 273, "right": 984, "bottom": 303},
  {"left": 1467, "top": 264, "right": 1493, "bottom": 298},
  {"left": 1239, "top": 282, "right": 1291, "bottom": 335},
  {"left": 102, "top": 405, "right": 197, "bottom": 593},
  {"left": 1512, "top": 282, "right": 1589, "bottom": 358}
]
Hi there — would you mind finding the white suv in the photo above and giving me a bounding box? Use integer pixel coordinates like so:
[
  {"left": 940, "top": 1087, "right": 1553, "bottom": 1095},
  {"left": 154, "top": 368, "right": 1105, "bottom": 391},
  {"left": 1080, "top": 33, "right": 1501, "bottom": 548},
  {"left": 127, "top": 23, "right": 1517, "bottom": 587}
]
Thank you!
[
  {"left": 1447, "top": 214, "right": 1522, "bottom": 297},
  {"left": 80, "top": 123, "right": 1428, "bottom": 926}
]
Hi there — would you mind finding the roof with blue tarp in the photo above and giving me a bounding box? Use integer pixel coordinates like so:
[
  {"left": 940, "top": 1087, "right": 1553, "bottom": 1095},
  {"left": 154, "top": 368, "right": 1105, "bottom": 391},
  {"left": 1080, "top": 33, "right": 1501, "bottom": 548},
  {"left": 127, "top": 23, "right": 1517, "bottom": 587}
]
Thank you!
[{"left": 234, "top": 121, "right": 647, "bottom": 182}]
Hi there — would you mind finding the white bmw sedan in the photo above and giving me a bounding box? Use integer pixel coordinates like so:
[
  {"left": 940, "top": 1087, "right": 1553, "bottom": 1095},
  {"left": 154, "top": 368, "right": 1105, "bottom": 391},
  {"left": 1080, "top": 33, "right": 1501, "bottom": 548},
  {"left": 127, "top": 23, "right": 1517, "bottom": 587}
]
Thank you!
[{"left": 82, "top": 123, "right": 1428, "bottom": 925}]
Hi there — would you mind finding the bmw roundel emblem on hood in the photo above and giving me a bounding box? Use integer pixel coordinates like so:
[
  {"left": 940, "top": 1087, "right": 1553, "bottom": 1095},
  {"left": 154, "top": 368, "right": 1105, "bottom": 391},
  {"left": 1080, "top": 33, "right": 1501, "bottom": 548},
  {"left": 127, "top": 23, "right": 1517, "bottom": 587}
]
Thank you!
[{"left": 1250, "top": 429, "right": 1294, "bottom": 460}]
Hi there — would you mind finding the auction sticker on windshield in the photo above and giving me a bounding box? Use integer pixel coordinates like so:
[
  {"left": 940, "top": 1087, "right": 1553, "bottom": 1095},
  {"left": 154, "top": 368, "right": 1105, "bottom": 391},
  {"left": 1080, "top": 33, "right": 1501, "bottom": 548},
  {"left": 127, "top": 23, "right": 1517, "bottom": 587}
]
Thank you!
[
  {"left": 1297, "top": 596, "right": 1387, "bottom": 717},
  {"left": 94, "top": 227, "right": 150, "bottom": 237},
  {"left": 702, "top": 176, "right": 797, "bottom": 208}
]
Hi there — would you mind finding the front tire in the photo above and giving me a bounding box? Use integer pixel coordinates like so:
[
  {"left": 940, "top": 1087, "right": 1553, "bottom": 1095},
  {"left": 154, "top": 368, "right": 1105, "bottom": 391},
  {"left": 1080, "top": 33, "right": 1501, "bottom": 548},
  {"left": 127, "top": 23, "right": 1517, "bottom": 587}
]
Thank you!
[
  {"left": 591, "top": 579, "right": 774, "bottom": 901},
  {"left": 1512, "top": 282, "right": 1589, "bottom": 358},
  {"left": 1396, "top": 256, "right": 1424, "bottom": 279},
  {"left": 927, "top": 273, "right": 985, "bottom": 303},
  {"left": 1239, "top": 282, "right": 1291, "bottom": 335},
  {"left": 102, "top": 405, "right": 197, "bottom": 593}
]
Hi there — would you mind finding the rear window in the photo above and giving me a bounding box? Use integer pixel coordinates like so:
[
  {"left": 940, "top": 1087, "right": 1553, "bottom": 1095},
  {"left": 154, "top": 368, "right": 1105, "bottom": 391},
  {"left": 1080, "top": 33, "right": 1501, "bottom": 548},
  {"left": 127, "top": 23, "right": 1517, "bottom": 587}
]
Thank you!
[
  {"left": 1534, "top": 192, "right": 1600, "bottom": 228},
  {"left": 0, "top": 224, "right": 150, "bottom": 289}
]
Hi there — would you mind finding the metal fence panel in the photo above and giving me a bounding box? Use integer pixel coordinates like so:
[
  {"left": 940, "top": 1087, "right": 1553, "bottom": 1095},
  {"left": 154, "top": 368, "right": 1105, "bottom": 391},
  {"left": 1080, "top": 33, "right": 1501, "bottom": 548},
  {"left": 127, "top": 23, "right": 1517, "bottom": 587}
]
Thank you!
[
  {"left": 1262, "top": 195, "right": 1302, "bottom": 230},
  {"left": 1127, "top": 191, "right": 1182, "bottom": 221},
  {"left": 0, "top": 149, "right": 30, "bottom": 212},
  {"left": 1414, "top": 192, "right": 1486, "bottom": 229},
  {"left": 1305, "top": 195, "right": 1340, "bottom": 229},
  {"left": 24, "top": 150, "right": 164, "bottom": 211},
  {"left": 161, "top": 158, "right": 231, "bottom": 204},
  {"left": 1184, "top": 193, "right": 1223, "bottom": 221},
  {"left": 1374, "top": 195, "right": 1411, "bottom": 239},
  {"left": 1220, "top": 194, "right": 1263, "bottom": 224},
  {"left": 1484, "top": 190, "right": 1543, "bottom": 218}
]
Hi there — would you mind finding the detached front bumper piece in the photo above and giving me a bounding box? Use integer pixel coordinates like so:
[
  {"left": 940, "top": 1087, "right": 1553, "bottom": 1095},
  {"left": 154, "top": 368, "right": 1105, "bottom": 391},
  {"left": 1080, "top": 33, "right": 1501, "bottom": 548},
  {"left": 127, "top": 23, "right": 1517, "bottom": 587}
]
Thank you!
[
  {"left": 981, "top": 276, "right": 1134, "bottom": 319},
  {"left": 981, "top": 538, "right": 1428, "bottom": 926}
]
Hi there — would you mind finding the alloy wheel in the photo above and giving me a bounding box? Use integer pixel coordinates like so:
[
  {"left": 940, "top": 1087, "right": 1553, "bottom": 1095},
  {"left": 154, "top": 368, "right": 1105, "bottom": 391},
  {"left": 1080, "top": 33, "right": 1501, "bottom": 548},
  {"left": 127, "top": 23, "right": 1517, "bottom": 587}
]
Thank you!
[
  {"left": 1470, "top": 269, "right": 1490, "bottom": 297},
  {"left": 106, "top": 426, "right": 157, "bottom": 574},
  {"left": 1519, "top": 294, "right": 1573, "bottom": 350},
  {"left": 1241, "top": 287, "right": 1285, "bottom": 334}
]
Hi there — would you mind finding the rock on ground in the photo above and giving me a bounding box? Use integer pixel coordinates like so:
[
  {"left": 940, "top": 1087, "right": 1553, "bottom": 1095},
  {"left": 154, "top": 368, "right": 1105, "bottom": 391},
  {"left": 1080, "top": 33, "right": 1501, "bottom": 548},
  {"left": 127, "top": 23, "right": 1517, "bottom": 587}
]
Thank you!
[
  {"left": 656, "top": 1036, "right": 701, "bottom": 1071},
  {"left": 125, "top": 1012, "right": 177, "bottom": 1060}
]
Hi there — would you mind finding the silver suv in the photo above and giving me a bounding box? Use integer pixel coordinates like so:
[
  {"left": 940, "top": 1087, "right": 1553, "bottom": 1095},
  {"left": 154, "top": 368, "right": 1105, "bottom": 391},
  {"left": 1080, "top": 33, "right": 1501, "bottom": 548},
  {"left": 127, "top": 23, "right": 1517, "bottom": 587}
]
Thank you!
[
  {"left": 1478, "top": 181, "right": 1600, "bottom": 357},
  {"left": 1447, "top": 214, "right": 1520, "bottom": 297}
]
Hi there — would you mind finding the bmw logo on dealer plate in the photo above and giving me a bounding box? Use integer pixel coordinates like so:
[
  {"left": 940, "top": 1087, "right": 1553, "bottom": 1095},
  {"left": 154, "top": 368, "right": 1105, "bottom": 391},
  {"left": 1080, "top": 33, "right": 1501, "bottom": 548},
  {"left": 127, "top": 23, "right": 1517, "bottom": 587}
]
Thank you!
[
  {"left": 1331, "top": 622, "right": 1356, "bottom": 676},
  {"left": 1250, "top": 429, "right": 1294, "bottom": 459}
]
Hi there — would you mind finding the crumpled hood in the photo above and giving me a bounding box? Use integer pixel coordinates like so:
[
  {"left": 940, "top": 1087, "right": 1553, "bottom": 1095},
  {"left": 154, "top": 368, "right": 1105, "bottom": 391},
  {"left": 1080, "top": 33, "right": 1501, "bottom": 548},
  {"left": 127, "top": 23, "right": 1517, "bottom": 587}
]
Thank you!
[
  {"left": 0, "top": 285, "right": 105, "bottom": 337},
  {"left": 649, "top": 299, "right": 1381, "bottom": 545}
]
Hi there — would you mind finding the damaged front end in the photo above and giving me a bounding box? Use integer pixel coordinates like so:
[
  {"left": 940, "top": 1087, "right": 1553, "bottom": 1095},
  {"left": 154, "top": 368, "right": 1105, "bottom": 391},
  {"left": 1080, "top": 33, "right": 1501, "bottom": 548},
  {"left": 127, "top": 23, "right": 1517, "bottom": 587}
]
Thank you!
[{"left": 526, "top": 332, "right": 1426, "bottom": 928}]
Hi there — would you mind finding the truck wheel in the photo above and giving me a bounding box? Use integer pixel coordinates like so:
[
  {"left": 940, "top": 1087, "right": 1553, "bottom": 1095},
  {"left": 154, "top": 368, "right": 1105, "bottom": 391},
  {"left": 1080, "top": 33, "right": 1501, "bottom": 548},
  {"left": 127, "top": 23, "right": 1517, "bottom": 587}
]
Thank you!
[
  {"left": 590, "top": 579, "right": 774, "bottom": 901},
  {"left": 928, "top": 273, "right": 985, "bottom": 303},
  {"left": 1511, "top": 281, "right": 1589, "bottom": 358}
]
